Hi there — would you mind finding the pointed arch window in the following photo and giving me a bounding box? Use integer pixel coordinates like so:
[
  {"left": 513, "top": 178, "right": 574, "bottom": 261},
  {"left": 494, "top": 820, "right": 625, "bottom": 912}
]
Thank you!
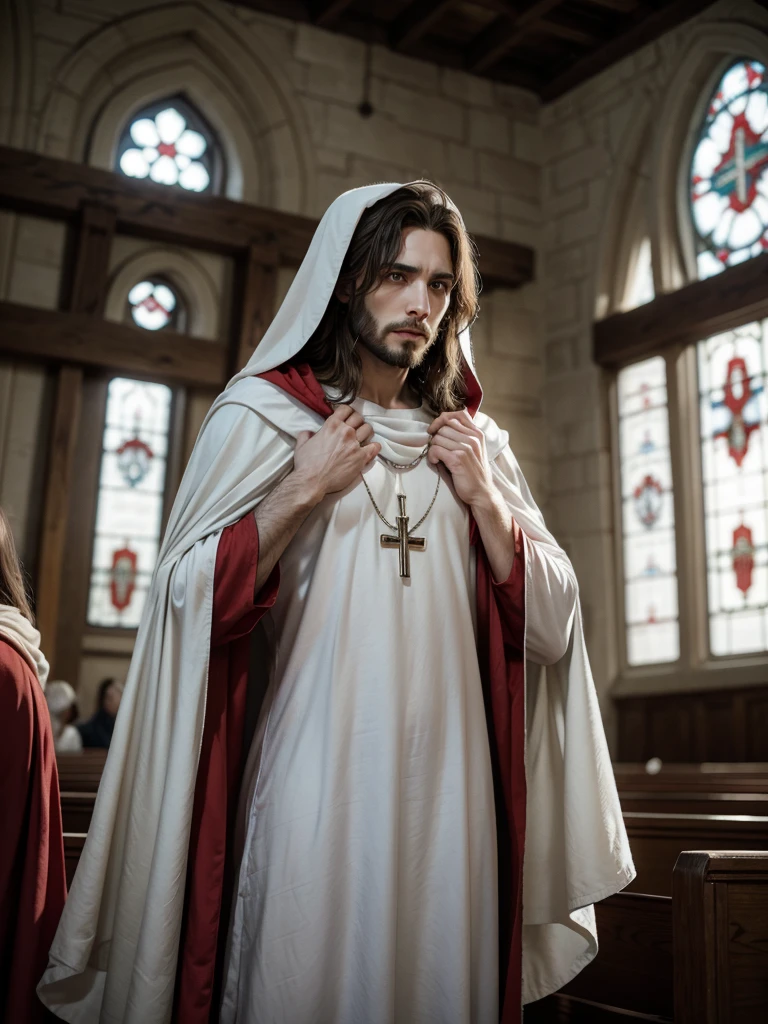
[
  {"left": 116, "top": 96, "right": 224, "bottom": 194},
  {"left": 689, "top": 59, "right": 768, "bottom": 280}
]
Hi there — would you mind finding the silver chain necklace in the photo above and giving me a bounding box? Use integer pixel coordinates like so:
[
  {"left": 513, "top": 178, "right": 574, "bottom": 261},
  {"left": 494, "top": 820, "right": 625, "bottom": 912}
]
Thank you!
[
  {"left": 375, "top": 440, "right": 431, "bottom": 472},
  {"left": 360, "top": 467, "right": 440, "bottom": 534}
]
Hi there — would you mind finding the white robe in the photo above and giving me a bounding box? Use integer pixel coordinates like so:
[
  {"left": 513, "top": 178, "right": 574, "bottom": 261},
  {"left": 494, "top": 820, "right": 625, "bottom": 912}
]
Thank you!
[
  {"left": 220, "top": 398, "right": 499, "bottom": 1024},
  {"left": 39, "top": 181, "right": 634, "bottom": 1023}
]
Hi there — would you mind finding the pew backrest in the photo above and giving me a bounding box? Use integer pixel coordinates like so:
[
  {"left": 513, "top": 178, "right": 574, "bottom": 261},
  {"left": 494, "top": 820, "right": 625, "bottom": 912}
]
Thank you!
[
  {"left": 624, "top": 812, "right": 768, "bottom": 896},
  {"left": 674, "top": 851, "right": 768, "bottom": 1024}
]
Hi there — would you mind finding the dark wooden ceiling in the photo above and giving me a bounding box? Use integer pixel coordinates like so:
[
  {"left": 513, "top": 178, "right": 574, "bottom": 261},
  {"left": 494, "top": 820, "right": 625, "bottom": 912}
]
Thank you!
[{"left": 228, "top": 0, "right": 720, "bottom": 101}]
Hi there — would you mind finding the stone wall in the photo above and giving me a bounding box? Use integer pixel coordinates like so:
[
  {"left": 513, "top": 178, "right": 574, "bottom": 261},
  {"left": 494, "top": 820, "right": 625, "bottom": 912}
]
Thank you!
[
  {"left": 0, "top": 0, "right": 547, "bottom": 701},
  {"left": 0, "top": 0, "right": 547, "bottom": 534}
]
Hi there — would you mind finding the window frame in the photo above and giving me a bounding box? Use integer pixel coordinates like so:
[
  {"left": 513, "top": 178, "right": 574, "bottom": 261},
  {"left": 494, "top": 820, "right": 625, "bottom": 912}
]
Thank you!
[{"left": 115, "top": 93, "right": 227, "bottom": 196}]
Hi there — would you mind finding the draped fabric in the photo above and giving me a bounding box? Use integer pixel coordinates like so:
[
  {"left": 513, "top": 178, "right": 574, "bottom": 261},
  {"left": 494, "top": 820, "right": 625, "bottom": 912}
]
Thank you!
[{"left": 0, "top": 638, "right": 66, "bottom": 1023}]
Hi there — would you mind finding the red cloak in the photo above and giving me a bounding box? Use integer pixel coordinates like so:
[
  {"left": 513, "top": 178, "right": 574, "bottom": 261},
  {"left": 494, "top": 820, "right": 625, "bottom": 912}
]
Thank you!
[
  {"left": 0, "top": 638, "right": 67, "bottom": 1023},
  {"left": 175, "top": 365, "right": 526, "bottom": 1024}
]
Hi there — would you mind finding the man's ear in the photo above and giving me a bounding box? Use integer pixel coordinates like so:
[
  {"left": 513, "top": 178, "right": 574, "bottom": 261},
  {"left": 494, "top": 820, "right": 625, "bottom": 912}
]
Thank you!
[{"left": 334, "top": 281, "right": 352, "bottom": 304}]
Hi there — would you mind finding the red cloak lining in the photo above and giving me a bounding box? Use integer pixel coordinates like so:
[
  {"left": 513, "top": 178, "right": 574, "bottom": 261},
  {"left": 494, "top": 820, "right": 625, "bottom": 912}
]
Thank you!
[{"left": 175, "top": 365, "right": 526, "bottom": 1024}]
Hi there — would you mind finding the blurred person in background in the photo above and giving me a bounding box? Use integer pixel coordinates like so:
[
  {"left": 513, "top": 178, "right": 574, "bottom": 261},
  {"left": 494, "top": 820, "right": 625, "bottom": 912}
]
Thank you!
[
  {"left": 0, "top": 508, "right": 66, "bottom": 1022},
  {"left": 77, "top": 676, "right": 124, "bottom": 749},
  {"left": 46, "top": 680, "right": 83, "bottom": 754}
]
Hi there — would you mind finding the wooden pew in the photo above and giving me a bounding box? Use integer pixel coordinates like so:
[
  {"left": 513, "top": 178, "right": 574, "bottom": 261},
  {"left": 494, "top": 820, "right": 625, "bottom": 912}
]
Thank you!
[
  {"left": 60, "top": 791, "right": 97, "bottom": 833},
  {"left": 56, "top": 750, "right": 106, "bottom": 836},
  {"left": 63, "top": 833, "right": 86, "bottom": 888},
  {"left": 56, "top": 749, "right": 108, "bottom": 793},
  {"left": 624, "top": 812, "right": 768, "bottom": 896},
  {"left": 525, "top": 851, "right": 768, "bottom": 1023},
  {"left": 675, "top": 851, "right": 768, "bottom": 1023}
]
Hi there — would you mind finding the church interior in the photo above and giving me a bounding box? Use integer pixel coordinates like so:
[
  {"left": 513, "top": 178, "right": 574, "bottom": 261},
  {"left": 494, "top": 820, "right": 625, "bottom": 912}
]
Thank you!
[{"left": 2, "top": 0, "right": 768, "bottom": 1020}]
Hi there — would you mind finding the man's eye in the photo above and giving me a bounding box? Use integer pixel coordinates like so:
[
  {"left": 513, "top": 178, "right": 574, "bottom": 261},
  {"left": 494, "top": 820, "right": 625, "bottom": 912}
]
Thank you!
[
  {"left": 431, "top": 281, "right": 448, "bottom": 291},
  {"left": 389, "top": 271, "right": 404, "bottom": 282}
]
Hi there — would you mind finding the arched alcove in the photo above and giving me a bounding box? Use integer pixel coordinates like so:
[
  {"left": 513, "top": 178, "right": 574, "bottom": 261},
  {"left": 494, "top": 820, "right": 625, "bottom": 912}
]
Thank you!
[
  {"left": 0, "top": 0, "right": 33, "bottom": 149},
  {"left": 592, "top": 98, "right": 655, "bottom": 319},
  {"left": 105, "top": 246, "right": 222, "bottom": 341},
  {"left": 34, "top": 3, "right": 314, "bottom": 213}
]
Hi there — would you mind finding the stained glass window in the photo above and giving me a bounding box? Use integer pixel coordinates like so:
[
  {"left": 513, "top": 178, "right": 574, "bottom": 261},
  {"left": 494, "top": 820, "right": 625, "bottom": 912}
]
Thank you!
[
  {"left": 128, "top": 278, "right": 184, "bottom": 332},
  {"left": 617, "top": 356, "right": 680, "bottom": 665},
  {"left": 690, "top": 59, "right": 768, "bottom": 280},
  {"left": 116, "top": 96, "right": 222, "bottom": 194},
  {"left": 697, "top": 319, "right": 768, "bottom": 654},
  {"left": 87, "top": 378, "right": 172, "bottom": 629}
]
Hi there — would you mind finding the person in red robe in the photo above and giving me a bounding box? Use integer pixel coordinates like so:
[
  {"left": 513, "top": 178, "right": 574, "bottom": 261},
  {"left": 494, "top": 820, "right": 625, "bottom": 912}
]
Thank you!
[{"left": 0, "top": 508, "right": 67, "bottom": 1023}]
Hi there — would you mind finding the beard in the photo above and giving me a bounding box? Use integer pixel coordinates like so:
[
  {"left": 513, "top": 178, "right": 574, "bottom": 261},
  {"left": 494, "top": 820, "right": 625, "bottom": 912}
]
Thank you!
[{"left": 352, "top": 303, "right": 436, "bottom": 369}]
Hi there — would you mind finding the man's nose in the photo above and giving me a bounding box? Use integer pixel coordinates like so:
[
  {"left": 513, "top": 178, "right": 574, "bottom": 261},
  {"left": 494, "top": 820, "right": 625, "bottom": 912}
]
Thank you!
[{"left": 406, "top": 281, "right": 430, "bottom": 320}]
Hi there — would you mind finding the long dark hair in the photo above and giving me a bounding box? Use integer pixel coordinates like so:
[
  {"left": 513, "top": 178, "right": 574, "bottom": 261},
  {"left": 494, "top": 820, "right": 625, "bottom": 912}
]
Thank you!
[
  {"left": 295, "top": 181, "right": 480, "bottom": 413},
  {"left": 0, "top": 508, "right": 35, "bottom": 623}
]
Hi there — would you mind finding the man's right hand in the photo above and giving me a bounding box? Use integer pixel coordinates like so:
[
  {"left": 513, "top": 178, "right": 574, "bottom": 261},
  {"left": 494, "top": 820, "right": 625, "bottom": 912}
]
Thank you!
[{"left": 293, "top": 405, "right": 380, "bottom": 500}]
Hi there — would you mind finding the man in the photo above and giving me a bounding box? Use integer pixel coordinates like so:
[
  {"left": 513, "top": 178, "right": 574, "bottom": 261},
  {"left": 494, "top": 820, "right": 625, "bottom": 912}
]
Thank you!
[{"left": 40, "top": 182, "right": 633, "bottom": 1024}]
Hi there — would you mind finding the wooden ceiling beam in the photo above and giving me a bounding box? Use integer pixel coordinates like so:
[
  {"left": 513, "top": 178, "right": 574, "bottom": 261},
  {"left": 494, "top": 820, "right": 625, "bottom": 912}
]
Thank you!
[
  {"left": 542, "top": 0, "right": 718, "bottom": 100},
  {"left": 0, "top": 301, "right": 227, "bottom": 386},
  {"left": 578, "top": 0, "right": 644, "bottom": 12},
  {"left": 0, "top": 146, "right": 535, "bottom": 289},
  {"left": 390, "top": 0, "right": 456, "bottom": 52},
  {"left": 311, "top": 0, "right": 356, "bottom": 29},
  {"left": 467, "top": 0, "right": 564, "bottom": 73},
  {"left": 593, "top": 253, "right": 768, "bottom": 368},
  {"left": 540, "top": 20, "right": 600, "bottom": 47}
]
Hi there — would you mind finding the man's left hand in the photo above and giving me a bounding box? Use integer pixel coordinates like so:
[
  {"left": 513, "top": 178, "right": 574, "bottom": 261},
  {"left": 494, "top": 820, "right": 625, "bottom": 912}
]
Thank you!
[{"left": 427, "top": 409, "right": 495, "bottom": 508}]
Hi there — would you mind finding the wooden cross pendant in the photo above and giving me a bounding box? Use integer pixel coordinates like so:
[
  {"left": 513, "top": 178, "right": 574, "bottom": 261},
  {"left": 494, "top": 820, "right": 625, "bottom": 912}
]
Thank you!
[{"left": 380, "top": 493, "right": 426, "bottom": 579}]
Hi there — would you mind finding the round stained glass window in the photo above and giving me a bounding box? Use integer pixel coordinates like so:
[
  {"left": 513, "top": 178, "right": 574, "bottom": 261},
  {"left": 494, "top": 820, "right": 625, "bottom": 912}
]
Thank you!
[
  {"left": 128, "top": 279, "right": 184, "bottom": 332},
  {"left": 116, "top": 96, "right": 223, "bottom": 194},
  {"left": 690, "top": 60, "right": 768, "bottom": 279}
]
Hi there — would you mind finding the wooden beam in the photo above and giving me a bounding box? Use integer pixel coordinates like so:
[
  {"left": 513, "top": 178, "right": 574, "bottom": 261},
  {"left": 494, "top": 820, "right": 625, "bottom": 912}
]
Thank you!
[
  {"left": 467, "top": 0, "right": 564, "bottom": 73},
  {"left": 231, "top": 244, "right": 279, "bottom": 375},
  {"left": 0, "top": 147, "right": 535, "bottom": 289},
  {"left": 593, "top": 253, "right": 768, "bottom": 368},
  {"left": 473, "top": 233, "right": 535, "bottom": 291},
  {"left": 390, "top": 0, "right": 456, "bottom": 52},
  {"left": 0, "top": 302, "right": 227, "bottom": 386},
  {"left": 66, "top": 202, "right": 117, "bottom": 316},
  {"left": 540, "top": 18, "right": 600, "bottom": 47},
  {"left": 35, "top": 367, "right": 83, "bottom": 666},
  {"left": 311, "top": 0, "right": 356, "bottom": 27},
  {"left": 37, "top": 201, "right": 117, "bottom": 669},
  {"left": 541, "top": 0, "right": 718, "bottom": 100},
  {"left": 0, "top": 145, "right": 313, "bottom": 264}
]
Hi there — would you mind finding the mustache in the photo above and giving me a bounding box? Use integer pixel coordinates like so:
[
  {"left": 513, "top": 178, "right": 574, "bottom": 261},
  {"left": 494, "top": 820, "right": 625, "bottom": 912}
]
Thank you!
[{"left": 386, "top": 319, "right": 431, "bottom": 340}]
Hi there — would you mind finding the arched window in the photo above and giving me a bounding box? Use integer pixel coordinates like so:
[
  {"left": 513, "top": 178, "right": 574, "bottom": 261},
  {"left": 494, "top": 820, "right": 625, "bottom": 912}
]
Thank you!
[
  {"left": 127, "top": 277, "right": 187, "bottom": 332},
  {"left": 689, "top": 59, "right": 768, "bottom": 280},
  {"left": 611, "top": 54, "right": 768, "bottom": 677},
  {"left": 116, "top": 95, "right": 224, "bottom": 194}
]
